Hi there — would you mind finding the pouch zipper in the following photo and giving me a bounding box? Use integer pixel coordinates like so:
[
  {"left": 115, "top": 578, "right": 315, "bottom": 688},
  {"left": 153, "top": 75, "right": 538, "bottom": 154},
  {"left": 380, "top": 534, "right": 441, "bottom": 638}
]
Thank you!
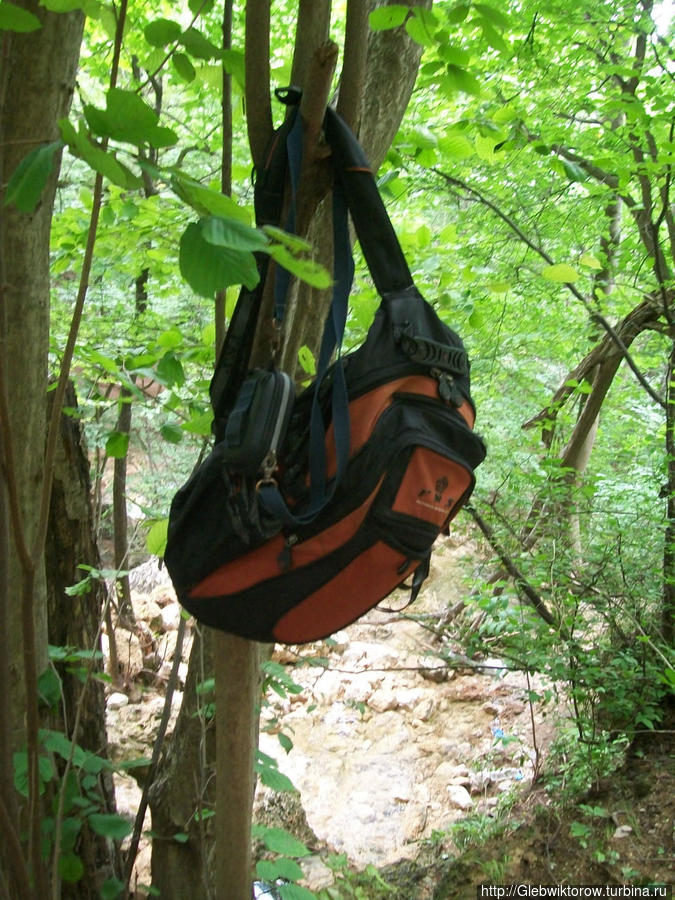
[{"left": 260, "top": 373, "right": 295, "bottom": 482}]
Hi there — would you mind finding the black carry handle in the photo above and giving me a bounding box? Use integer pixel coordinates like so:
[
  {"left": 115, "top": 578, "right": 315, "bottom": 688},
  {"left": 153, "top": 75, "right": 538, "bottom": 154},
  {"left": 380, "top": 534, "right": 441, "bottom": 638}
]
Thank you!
[{"left": 324, "top": 107, "right": 414, "bottom": 298}]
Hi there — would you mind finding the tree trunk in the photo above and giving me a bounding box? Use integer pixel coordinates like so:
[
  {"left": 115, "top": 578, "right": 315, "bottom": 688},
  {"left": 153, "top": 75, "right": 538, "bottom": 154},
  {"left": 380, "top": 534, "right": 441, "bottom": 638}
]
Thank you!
[
  {"left": 0, "top": 4, "right": 84, "bottom": 895},
  {"left": 148, "top": 629, "right": 217, "bottom": 898},
  {"left": 113, "top": 386, "right": 136, "bottom": 628},
  {"left": 664, "top": 339, "right": 675, "bottom": 647},
  {"left": 46, "top": 384, "right": 119, "bottom": 896},
  {"left": 0, "top": 0, "right": 84, "bottom": 750}
]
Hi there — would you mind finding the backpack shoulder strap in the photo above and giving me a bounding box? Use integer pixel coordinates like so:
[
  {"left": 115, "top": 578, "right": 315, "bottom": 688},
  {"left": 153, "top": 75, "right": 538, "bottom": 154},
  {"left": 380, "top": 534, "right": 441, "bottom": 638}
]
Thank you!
[{"left": 324, "top": 106, "right": 413, "bottom": 297}]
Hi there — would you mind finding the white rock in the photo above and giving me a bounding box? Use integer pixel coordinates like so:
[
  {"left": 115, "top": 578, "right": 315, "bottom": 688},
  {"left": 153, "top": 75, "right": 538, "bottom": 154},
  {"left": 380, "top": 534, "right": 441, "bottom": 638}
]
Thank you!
[
  {"left": 160, "top": 602, "right": 182, "bottom": 632},
  {"left": 419, "top": 656, "right": 449, "bottom": 683},
  {"left": 396, "top": 688, "right": 425, "bottom": 711},
  {"left": 132, "top": 595, "right": 163, "bottom": 632},
  {"left": 331, "top": 630, "right": 350, "bottom": 653},
  {"left": 447, "top": 784, "right": 473, "bottom": 810},
  {"left": 368, "top": 689, "right": 399, "bottom": 713},
  {"left": 613, "top": 825, "right": 633, "bottom": 839},
  {"left": 107, "top": 692, "right": 129, "bottom": 710},
  {"left": 413, "top": 697, "right": 435, "bottom": 722}
]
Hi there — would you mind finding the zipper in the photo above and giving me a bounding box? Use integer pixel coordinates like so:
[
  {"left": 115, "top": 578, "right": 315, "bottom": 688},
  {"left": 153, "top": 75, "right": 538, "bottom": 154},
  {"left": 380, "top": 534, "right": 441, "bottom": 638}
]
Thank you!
[{"left": 259, "top": 374, "right": 295, "bottom": 484}]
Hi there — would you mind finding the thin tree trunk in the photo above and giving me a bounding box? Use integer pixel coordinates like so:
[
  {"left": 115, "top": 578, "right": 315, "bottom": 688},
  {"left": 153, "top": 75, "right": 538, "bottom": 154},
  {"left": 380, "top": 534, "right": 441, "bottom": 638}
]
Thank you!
[
  {"left": 113, "top": 387, "right": 135, "bottom": 627},
  {"left": 46, "top": 384, "right": 119, "bottom": 897},
  {"left": 0, "top": 4, "right": 84, "bottom": 894},
  {"left": 664, "top": 339, "right": 675, "bottom": 646}
]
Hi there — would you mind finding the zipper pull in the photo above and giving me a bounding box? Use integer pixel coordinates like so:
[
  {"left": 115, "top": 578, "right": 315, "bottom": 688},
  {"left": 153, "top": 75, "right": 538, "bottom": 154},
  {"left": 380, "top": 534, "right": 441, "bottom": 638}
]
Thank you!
[
  {"left": 432, "top": 367, "right": 462, "bottom": 407},
  {"left": 278, "top": 533, "right": 298, "bottom": 572}
]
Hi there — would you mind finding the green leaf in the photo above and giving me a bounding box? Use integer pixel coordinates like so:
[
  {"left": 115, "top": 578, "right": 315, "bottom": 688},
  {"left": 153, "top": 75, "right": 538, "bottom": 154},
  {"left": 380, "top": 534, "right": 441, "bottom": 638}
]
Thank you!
[
  {"left": 474, "top": 2, "right": 510, "bottom": 30},
  {"left": 561, "top": 158, "right": 588, "bottom": 183},
  {"left": 100, "top": 878, "right": 126, "bottom": 900},
  {"left": 171, "top": 174, "right": 250, "bottom": 222},
  {"left": 298, "top": 345, "right": 316, "bottom": 376},
  {"left": 172, "top": 832, "right": 189, "bottom": 843},
  {"left": 405, "top": 8, "right": 437, "bottom": 46},
  {"left": 257, "top": 765, "right": 296, "bottom": 793},
  {"left": 40, "top": 0, "right": 90, "bottom": 9},
  {"left": 188, "top": 0, "right": 215, "bottom": 13},
  {"left": 256, "top": 858, "right": 305, "bottom": 883},
  {"left": 439, "top": 130, "right": 474, "bottom": 160},
  {"left": 59, "top": 851, "right": 84, "bottom": 883},
  {"left": 180, "top": 26, "right": 220, "bottom": 60},
  {"left": 279, "top": 885, "right": 318, "bottom": 900},
  {"left": 84, "top": 88, "right": 178, "bottom": 149},
  {"left": 542, "top": 263, "right": 580, "bottom": 283},
  {"left": 278, "top": 732, "right": 294, "bottom": 754},
  {"left": 116, "top": 756, "right": 152, "bottom": 771},
  {"left": 446, "top": 1, "right": 471, "bottom": 24},
  {"left": 252, "top": 825, "right": 310, "bottom": 857},
  {"left": 172, "top": 51, "right": 196, "bottom": 83},
  {"left": 144, "top": 17, "right": 181, "bottom": 47},
  {"left": 262, "top": 225, "right": 312, "bottom": 254},
  {"left": 156, "top": 351, "right": 185, "bottom": 387},
  {"left": 105, "top": 430, "right": 130, "bottom": 459},
  {"left": 88, "top": 813, "right": 133, "bottom": 841},
  {"left": 157, "top": 326, "right": 183, "bottom": 349},
  {"left": 4, "top": 141, "right": 62, "bottom": 212},
  {"left": 445, "top": 65, "right": 482, "bottom": 97},
  {"left": 182, "top": 408, "right": 213, "bottom": 436},
  {"left": 222, "top": 48, "right": 246, "bottom": 89},
  {"left": 475, "top": 134, "right": 503, "bottom": 161},
  {"left": 486, "top": 280, "right": 511, "bottom": 293},
  {"left": 369, "top": 4, "right": 408, "bottom": 31},
  {"left": 201, "top": 215, "right": 269, "bottom": 252},
  {"left": 38, "top": 667, "right": 62, "bottom": 709},
  {"left": 479, "top": 18, "right": 509, "bottom": 53},
  {"left": 59, "top": 119, "right": 135, "bottom": 188},
  {"left": 579, "top": 253, "right": 602, "bottom": 269},
  {"left": 0, "top": 2, "right": 41, "bottom": 31},
  {"left": 269, "top": 245, "right": 332, "bottom": 289},
  {"left": 160, "top": 423, "right": 183, "bottom": 444},
  {"left": 41, "top": 729, "right": 86, "bottom": 766},
  {"left": 146, "top": 519, "right": 169, "bottom": 557},
  {"left": 180, "top": 222, "right": 259, "bottom": 296}
]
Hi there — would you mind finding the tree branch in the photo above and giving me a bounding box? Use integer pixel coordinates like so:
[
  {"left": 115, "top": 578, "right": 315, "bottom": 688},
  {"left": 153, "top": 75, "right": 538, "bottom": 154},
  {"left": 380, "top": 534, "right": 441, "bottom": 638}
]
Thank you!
[
  {"left": 245, "top": 0, "right": 273, "bottom": 169},
  {"left": 337, "top": 0, "right": 371, "bottom": 133},
  {"left": 465, "top": 504, "right": 559, "bottom": 629},
  {"left": 290, "top": 0, "right": 332, "bottom": 93},
  {"left": 434, "top": 169, "right": 666, "bottom": 408},
  {"left": 523, "top": 294, "right": 666, "bottom": 430}
]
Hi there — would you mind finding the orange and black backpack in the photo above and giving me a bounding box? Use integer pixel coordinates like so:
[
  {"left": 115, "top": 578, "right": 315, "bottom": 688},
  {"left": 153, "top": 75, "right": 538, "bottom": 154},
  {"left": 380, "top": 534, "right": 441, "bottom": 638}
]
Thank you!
[{"left": 164, "top": 94, "right": 486, "bottom": 643}]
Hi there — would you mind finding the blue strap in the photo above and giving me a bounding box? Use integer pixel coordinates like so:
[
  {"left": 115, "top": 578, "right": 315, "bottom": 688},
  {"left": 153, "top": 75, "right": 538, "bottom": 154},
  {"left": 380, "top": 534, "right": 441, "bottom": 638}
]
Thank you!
[{"left": 273, "top": 111, "right": 303, "bottom": 323}]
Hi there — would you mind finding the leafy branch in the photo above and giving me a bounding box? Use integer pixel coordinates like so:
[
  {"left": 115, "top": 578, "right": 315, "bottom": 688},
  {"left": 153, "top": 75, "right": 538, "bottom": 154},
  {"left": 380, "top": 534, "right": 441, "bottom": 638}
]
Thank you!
[{"left": 433, "top": 168, "right": 666, "bottom": 409}]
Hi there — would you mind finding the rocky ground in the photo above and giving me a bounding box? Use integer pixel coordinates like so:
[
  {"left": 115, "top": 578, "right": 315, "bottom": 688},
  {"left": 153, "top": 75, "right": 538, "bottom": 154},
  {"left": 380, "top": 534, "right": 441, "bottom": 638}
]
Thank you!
[{"left": 104, "top": 535, "right": 674, "bottom": 898}]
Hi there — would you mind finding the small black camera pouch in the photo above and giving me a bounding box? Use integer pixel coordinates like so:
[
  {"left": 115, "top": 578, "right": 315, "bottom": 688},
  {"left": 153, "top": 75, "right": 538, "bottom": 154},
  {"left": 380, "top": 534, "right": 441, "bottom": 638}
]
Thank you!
[{"left": 221, "top": 368, "right": 295, "bottom": 480}]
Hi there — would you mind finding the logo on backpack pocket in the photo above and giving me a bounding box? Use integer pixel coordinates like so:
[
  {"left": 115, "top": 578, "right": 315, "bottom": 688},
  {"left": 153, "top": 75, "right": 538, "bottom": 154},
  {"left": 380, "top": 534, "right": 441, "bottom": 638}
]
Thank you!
[{"left": 417, "top": 476, "right": 454, "bottom": 515}]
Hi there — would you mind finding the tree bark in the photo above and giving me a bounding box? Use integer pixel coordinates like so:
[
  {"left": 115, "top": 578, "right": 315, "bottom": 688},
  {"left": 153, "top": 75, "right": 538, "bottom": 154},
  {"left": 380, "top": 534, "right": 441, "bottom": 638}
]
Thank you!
[
  {"left": 149, "top": 629, "right": 217, "bottom": 898},
  {"left": 0, "top": 0, "right": 84, "bottom": 750},
  {"left": 46, "top": 384, "right": 119, "bottom": 897},
  {"left": 0, "top": 4, "right": 84, "bottom": 895}
]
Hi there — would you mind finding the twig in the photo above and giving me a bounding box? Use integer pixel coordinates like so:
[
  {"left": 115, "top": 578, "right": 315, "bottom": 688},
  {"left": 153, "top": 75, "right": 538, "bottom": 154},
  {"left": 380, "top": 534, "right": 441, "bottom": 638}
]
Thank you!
[
  {"left": 465, "top": 504, "right": 559, "bottom": 629},
  {"left": 123, "top": 615, "right": 188, "bottom": 889}
]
